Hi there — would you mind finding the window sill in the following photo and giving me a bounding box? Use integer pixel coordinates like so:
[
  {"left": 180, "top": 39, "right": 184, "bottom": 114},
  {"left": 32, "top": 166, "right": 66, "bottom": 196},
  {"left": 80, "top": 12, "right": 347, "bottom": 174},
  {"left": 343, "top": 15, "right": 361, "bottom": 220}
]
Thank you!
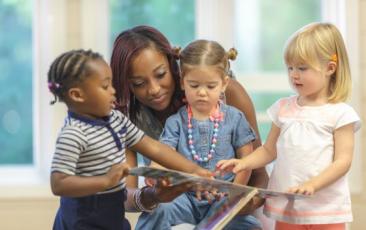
[
  {"left": 0, "top": 185, "right": 56, "bottom": 200},
  {"left": 0, "top": 166, "right": 55, "bottom": 199}
]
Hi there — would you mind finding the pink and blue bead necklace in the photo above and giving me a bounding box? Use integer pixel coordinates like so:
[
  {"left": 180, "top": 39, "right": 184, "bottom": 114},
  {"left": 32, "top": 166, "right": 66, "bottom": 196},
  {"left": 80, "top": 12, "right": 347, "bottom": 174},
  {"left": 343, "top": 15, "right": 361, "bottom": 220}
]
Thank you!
[{"left": 186, "top": 104, "right": 223, "bottom": 163}]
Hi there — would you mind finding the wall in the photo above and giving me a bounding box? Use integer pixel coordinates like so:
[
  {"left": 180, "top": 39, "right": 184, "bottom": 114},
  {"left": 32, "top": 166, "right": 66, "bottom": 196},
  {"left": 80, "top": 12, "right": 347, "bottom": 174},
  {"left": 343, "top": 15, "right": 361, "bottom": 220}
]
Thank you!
[
  {"left": 350, "top": 1, "right": 366, "bottom": 230},
  {"left": 0, "top": 187, "right": 139, "bottom": 230}
]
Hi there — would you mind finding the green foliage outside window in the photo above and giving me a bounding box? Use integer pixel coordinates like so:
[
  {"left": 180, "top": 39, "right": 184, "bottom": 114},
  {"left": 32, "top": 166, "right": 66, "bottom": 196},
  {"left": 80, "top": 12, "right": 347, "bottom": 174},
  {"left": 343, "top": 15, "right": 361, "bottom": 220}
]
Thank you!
[
  {"left": 0, "top": 0, "right": 33, "bottom": 164},
  {"left": 110, "top": 0, "right": 195, "bottom": 50}
]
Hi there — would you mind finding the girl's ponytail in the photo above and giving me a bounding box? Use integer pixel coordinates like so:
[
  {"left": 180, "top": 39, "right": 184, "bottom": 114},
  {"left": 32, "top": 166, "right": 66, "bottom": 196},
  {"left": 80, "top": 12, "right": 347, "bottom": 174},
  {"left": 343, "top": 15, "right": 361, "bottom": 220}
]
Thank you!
[{"left": 227, "top": 48, "right": 238, "bottom": 61}]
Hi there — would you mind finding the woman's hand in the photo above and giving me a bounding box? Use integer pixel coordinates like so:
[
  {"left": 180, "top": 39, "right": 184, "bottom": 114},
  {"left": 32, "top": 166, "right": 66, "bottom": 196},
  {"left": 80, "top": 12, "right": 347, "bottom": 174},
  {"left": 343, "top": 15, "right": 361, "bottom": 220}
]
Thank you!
[
  {"left": 153, "top": 178, "right": 194, "bottom": 203},
  {"left": 195, "top": 189, "right": 227, "bottom": 203},
  {"left": 236, "top": 195, "right": 265, "bottom": 215}
]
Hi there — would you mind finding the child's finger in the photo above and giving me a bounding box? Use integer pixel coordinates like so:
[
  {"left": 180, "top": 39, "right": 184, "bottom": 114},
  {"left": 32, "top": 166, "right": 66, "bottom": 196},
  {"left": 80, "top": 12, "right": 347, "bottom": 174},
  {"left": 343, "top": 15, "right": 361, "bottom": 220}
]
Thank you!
[
  {"left": 216, "top": 160, "right": 235, "bottom": 170},
  {"left": 122, "top": 164, "right": 130, "bottom": 175},
  {"left": 216, "top": 160, "right": 225, "bottom": 168},
  {"left": 217, "top": 161, "right": 235, "bottom": 171},
  {"left": 232, "top": 164, "right": 245, "bottom": 174}
]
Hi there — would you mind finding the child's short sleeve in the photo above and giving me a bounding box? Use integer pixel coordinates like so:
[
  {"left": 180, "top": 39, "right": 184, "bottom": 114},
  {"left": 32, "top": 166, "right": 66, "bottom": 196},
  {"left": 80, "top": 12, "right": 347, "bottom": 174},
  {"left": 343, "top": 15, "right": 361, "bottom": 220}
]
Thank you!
[
  {"left": 267, "top": 98, "right": 283, "bottom": 127},
  {"left": 51, "top": 126, "right": 86, "bottom": 175},
  {"left": 335, "top": 104, "right": 361, "bottom": 132},
  {"left": 159, "top": 115, "right": 180, "bottom": 149},
  {"left": 117, "top": 111, "right": 145, "bottom": 148},
  {"left": 231, "top": 109, "right": 256, "bottom": 149}
]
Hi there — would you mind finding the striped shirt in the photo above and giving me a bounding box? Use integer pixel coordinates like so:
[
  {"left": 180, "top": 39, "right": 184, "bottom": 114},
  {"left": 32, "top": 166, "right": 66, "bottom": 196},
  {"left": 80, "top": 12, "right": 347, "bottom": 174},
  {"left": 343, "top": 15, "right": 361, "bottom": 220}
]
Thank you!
[{"left": 51, "top": 110, "right": 144, "bottom": 194}]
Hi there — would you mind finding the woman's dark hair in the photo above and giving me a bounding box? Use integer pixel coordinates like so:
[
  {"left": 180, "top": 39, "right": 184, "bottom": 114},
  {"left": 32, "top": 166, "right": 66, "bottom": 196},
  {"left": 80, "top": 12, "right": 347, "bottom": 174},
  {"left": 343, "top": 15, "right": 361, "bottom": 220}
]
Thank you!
[
  {"left": 110, "top": 25, "right": 183, "bottom": 123},
  {"left": 47, "top": 49, "right": 103, "bottom": 104}
]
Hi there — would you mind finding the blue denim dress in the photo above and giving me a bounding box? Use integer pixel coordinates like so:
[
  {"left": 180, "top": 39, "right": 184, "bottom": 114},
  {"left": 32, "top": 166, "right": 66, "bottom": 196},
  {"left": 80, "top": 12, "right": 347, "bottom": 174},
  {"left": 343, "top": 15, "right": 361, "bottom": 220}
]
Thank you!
[
  {"left": 135, "top": 104, "right": 260, "bottom": 230},
  {"left": 161, "top": 103, "right": 256, "bottom": 177}
]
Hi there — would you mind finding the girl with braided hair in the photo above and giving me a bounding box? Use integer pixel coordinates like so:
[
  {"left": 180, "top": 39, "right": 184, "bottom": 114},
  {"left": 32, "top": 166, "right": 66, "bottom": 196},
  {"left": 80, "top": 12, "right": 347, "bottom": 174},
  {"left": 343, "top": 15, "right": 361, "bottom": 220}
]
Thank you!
[{"left": 48, "top": 49, "right": 211, "bottom": 230}]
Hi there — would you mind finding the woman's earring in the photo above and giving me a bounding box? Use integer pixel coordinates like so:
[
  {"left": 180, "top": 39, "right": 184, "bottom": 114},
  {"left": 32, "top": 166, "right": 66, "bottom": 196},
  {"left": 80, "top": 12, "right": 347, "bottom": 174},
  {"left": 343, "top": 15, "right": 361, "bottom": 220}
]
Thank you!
[{"left": 220, "top": 91, "right": 226, "bottom": 103}]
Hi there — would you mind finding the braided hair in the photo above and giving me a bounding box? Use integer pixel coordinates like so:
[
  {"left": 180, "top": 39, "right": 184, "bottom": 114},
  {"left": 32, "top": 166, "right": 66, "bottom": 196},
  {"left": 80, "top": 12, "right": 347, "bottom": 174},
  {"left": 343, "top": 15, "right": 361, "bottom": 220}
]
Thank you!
[{"left": 47, "top": 49, "right": 103, "bottom": 104}]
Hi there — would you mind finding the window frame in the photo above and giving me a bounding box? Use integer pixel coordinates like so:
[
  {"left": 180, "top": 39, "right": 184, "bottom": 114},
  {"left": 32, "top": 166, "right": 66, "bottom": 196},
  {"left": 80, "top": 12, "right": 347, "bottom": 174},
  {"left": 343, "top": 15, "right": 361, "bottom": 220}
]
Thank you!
[
  {"left": 0, "top": 0, "right": 68, "bottom": 191},
  {"left": 0, "top": 0, "right": 360, "bottom": 196}
]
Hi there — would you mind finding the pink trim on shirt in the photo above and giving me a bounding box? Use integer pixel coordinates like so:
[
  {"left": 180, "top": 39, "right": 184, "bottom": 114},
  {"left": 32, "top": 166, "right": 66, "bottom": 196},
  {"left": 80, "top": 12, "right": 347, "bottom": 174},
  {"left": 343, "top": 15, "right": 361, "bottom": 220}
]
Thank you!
[{"left": 265, "top": 204, "right": 352, "bottom": 217}]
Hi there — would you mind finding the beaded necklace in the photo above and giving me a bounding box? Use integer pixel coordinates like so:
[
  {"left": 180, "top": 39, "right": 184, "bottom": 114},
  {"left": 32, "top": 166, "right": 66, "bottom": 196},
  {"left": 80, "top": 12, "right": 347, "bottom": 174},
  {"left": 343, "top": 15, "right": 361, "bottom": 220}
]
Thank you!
[{"left": 186, "top": 104, "right": 223, "bottom": 163}]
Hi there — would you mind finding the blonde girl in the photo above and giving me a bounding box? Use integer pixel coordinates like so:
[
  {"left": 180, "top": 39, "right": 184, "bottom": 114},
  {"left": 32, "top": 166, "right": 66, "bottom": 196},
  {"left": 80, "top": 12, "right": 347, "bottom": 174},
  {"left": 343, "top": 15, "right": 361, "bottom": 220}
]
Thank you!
[{"left": 217, "top": 23, "right": 361, "bottom": 230}]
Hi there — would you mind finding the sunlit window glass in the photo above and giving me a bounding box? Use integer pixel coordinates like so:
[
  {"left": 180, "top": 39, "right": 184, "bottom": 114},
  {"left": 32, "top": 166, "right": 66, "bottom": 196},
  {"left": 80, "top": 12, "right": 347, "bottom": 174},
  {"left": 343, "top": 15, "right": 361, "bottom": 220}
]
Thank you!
[
  {"left": 232, "top": 0, "right": 321, "bottom": 139},
  {"left": 110, "top": 0, "right": 195, "bottom": 48},
  {"left": 109, "top": 0, "right": 194, "bottom": 164},
  {"left": 234, "top": 0, "right": 321, "bottom": 74},
  {"left": 0, "top": 0, "right": 33, "bottom": 164}
]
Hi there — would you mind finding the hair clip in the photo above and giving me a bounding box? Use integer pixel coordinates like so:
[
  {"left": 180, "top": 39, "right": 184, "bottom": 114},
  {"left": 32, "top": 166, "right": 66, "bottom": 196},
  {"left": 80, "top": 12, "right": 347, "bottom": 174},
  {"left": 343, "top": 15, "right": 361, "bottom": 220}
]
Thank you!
[
  {"left": 48, "top": 82, "right": 61, "bottom": 91},
  {"left": 330, "top": 54, "right": 338, "bottom": 63},
  {"left": 171, "top": 46, "right": 181, "bottom": 59}
]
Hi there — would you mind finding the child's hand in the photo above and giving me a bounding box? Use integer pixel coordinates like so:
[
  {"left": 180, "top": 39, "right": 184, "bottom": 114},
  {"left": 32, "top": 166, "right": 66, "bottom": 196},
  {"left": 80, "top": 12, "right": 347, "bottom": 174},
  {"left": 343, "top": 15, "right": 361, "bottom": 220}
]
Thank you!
[
  {"left": 192, "top": 167, "right": 214, "bottom": 179},
  {"left": 287, "top": 182, "right": 315, "bottom": 196},
  {"left": 216, "top": 159, "right": 247, "bottom": 174},
  {"left": 105, "top": 162, "right": 130, "bottom": 189}
]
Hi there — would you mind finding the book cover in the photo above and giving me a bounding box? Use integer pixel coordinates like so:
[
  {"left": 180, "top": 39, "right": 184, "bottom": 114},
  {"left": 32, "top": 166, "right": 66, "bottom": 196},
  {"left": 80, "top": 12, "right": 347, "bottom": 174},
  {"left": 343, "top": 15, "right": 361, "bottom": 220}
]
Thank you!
[{"left": 129, "top": 166, "right": 308, "bottom": 229}]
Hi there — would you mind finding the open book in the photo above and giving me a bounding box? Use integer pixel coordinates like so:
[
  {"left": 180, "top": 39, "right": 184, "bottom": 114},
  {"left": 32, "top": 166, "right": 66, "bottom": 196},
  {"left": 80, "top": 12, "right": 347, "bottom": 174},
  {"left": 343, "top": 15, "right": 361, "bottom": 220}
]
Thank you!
[{"left": 129, "top": 166, "right": 308, "bottom": 230}]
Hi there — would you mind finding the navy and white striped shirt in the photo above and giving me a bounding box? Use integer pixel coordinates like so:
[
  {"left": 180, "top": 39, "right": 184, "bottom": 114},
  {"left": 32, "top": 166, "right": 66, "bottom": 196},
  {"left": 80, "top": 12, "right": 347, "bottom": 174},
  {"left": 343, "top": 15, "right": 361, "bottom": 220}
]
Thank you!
[{"left": 51, "top": 110, "right": 144, "bottom": 194}]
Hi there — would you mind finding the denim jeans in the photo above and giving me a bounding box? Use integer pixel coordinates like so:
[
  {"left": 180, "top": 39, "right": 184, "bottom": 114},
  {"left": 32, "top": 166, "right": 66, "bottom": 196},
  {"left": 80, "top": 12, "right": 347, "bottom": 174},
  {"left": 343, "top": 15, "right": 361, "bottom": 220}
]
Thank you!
[{"left": 135, "top": 193, "right": 261, "bottom": 230}]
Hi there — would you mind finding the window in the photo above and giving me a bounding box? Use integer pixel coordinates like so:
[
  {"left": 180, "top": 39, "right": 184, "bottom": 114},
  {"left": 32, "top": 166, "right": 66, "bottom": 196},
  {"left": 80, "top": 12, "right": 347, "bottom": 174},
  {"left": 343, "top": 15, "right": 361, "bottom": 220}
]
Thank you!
[
  {"left": 234, "top": 0, "right": 321, "bottom": 73},
  {"left": 109, "top": 0, "right": 195, "bottom": 165},
  {"left": 110, "top": 0, "right": 195, "bottom": 49},
  {"left": 0, "top": 0, "right": 33, "bottom": 165},
  {"left": 232, "top": 0, "right": 321, "bottom": 139},
  {"left": 0, "top": 0, "right": 359, "bottom": 193}
]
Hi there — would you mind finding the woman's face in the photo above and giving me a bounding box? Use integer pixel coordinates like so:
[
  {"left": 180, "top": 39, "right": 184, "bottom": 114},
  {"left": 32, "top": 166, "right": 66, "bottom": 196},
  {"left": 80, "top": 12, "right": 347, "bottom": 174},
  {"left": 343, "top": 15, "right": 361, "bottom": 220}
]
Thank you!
[{"left": 129, "top": 48, "right": 175, "bottom": 111}]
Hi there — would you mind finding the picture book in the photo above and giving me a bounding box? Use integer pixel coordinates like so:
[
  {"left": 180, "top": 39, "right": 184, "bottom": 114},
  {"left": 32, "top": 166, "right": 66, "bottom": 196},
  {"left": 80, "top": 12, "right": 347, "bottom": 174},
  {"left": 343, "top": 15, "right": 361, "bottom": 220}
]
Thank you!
[{"left": 129, "top": 166, "right": 308, "bottom": 230}]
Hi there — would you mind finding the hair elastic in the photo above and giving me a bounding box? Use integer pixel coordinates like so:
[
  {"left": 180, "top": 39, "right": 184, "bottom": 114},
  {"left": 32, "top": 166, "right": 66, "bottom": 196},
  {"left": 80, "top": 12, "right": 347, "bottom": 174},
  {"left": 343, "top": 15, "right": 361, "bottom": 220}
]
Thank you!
[
  {"left": 330, "top": 54, "right": 338, "bottom": 63},
  {"left": 48, "top": 82, "right": 61, "bottom": 91}
]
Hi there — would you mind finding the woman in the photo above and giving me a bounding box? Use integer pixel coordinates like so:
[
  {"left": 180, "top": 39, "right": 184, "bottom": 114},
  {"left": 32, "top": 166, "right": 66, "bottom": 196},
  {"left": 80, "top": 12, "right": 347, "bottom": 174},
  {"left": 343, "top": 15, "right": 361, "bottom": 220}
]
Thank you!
[{"left": 111, "top": 25, "right": 268, "bottom": 229}]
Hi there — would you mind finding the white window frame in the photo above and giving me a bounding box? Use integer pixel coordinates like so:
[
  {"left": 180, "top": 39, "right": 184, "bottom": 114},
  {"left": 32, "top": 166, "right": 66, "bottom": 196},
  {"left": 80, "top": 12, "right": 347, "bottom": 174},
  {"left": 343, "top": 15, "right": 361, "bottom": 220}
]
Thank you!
[
  {"left": 0, "top": 0, "right": 67, "bottom": 194},
  {"left": 0, "top": 0, "right": 110, "bottom": 196},
  {"left": 1, "top": 0, "right": 360, "bottom": 196}
]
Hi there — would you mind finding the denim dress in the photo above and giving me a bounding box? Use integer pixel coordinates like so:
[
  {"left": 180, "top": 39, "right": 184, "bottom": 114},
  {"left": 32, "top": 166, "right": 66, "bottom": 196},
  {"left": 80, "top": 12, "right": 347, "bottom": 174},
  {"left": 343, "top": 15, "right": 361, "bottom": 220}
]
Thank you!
[
  {"left": 135, "top": 104, "right": 260, "bottom": 230},
  {"left": 160, "top": 103, "right": 256, "bottom": 176}
]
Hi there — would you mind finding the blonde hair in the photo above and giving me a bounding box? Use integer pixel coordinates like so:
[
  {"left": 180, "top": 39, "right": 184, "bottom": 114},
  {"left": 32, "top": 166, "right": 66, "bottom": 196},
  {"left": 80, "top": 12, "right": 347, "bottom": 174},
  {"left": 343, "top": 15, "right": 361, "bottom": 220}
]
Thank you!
[
  {"left": 179, "top": 39, "right": 237, "bottom": 78},
  {"left": 284, "top": 22, "right": 351, "bottom": 103}
]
